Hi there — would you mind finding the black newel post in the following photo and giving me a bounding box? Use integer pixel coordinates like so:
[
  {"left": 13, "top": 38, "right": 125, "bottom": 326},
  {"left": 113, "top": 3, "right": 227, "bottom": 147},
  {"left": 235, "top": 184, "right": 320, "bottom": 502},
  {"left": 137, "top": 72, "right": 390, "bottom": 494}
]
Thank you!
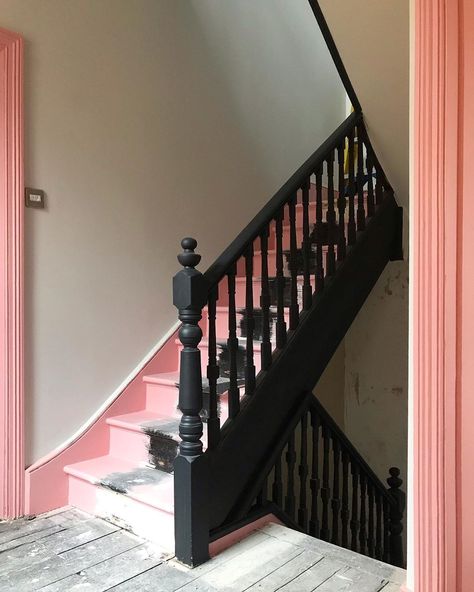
[
  {"left": 173, "top": 237, "right": 209, "bottom": 567},
  {"left": 387, "top": 467, "right": 406, "bottom": 568}
]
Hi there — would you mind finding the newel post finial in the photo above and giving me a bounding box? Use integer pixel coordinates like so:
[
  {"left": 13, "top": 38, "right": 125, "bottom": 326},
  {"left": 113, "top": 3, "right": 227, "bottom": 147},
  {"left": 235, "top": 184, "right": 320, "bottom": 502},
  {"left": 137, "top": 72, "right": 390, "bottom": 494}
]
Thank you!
[
  {"left": 173, "top": 237, "right": 210, "bottom": 567},
  {"left": 387, "top": 467, "right": 406, "bottom": 568}
]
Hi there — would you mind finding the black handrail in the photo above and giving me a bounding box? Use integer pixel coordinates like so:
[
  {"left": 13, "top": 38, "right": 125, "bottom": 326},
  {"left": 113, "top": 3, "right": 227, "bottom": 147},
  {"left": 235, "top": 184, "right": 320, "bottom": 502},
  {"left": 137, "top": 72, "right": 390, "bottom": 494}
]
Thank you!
[
  {"left": 203, "top": 110, "right": 362, "bottom": 289},
  {"left": 307, "top": 0, "right": 362, "bottom": 114},
  {"left": 230, "top": 392, "right": 396, "bottom": 519},
  {"left": 172, "top": 6, "right": 403, "bottom": 563}
]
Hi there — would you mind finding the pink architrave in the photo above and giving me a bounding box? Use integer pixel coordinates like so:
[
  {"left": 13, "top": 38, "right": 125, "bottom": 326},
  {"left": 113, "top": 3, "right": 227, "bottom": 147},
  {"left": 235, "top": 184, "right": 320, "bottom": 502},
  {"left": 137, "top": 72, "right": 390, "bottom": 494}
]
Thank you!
[{"left": 0, "top": 27, "right": 24, "bottom": 519}]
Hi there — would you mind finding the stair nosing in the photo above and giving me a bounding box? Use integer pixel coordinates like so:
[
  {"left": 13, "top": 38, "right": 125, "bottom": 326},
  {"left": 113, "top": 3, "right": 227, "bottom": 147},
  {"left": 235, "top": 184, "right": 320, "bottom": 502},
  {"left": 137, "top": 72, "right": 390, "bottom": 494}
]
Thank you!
[{"left": 64, "top": 455, "right": 175, "bottom": 513}]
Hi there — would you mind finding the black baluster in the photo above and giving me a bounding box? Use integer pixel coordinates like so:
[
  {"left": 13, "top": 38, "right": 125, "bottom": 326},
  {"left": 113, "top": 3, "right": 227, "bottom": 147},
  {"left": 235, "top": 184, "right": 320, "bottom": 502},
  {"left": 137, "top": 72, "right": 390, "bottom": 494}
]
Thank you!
[
  {"left": 350, "top": 461, "right": 359, "bottom": 552},
  {"left": 288, "top": 195, "right": 299, "bottom": 330},
  {"left": 367, "top": 482, "right": 375, "bottom": 558},
  {"left": 326, "top": 153, "right": 336, "bottom": 276},
  {"left": 375, "top": 492, "right": 383, "bottom": 560},
  {"left": 347, "top": 128, "right": 357, "bottom": 245},
  {"left": 358, "top": 123, "right": 376, "bottom": 216},
  {"left": 273, "top": 452, "right": 283, "bottom": 507},
  {"left": 341, "top": 449, "right": 350, "bottom": 549},
  {"left": 375, "top": 164, "right": 384, "bottom": 206},
  {"left": 275, "top": 210, "right": 287, "bottom": 348},
  {"left": 383, "top": 498, "right": 390, "bottom": 563},
  {"left": 315, "top": 165, "right": 325, "bottom": 292},
  {"left": 173, "top": 237, "right": 209, "bottom": 566},
  {"left": 366, "top": 151, "right": 375, "bottom": 218},
  {"left": 285, "top": 432, "right": 297, "bottom": 521},
  {"left": 244, "top": 244, "right": 256, "bottom": 396},
  {"left": 227, "top": 265, "right": 240, "bottom": 419},
  {"left": 302, "top": 179, "right": 312, "bottom": 309},
  {"left": 260, "top": 228, "right": 272, "bottom": 371},
  {"left": 331, "top": 438, "right": 341, "bottom": 545},
  {"left": 309, "top": 408, "right": 320, "bottom": 537},
  {"left": 337, "top": 142, "right": 347, "bottom": 261},
  {"left": 320, "top": 424, "right": 330, "bottom": 541},
  {"left": 256, "top": 476, "right": 268, "bottom": 508},
  {"left": 387, "top": 467, "right": 406, "bottom": 568},
  {"left": 298, "top": 411, "right": 309, "bottom": 530},
  {"left": 356, "top": 125, "right": 366, "bottom": 231},
  {"left": 359, "top": 472, "right": 367, "bottom": 556},
  {"left": 206, "top": 287, "right": 220, "bottom": 449}
]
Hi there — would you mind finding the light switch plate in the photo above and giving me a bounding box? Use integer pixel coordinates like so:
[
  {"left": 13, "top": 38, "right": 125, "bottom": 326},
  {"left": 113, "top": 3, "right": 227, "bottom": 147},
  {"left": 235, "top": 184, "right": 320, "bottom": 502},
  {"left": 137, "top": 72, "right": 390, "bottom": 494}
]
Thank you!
[{"left": 25, "top": 187, "right": 45, "bottom": 209}]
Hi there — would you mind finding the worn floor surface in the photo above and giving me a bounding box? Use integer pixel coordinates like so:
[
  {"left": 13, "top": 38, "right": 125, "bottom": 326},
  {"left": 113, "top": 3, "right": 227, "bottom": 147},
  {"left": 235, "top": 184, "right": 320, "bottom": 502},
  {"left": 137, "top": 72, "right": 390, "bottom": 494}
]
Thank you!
[{"left": 0, "top": 507, "right": 405, "bottom": 591}]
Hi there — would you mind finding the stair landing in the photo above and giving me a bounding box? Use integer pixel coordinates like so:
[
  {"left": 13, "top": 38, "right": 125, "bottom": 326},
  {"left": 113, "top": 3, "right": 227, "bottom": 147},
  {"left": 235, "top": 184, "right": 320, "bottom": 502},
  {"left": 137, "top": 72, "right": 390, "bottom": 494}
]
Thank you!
[{"left": 0, "top": 509, "right": 406, "bottom": 591}]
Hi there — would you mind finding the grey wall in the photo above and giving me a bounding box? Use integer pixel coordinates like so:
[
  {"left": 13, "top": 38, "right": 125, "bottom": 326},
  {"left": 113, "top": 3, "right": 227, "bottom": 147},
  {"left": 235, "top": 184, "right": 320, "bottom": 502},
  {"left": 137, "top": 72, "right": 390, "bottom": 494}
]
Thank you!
[
  {"left": 0, "top": 0, "right": 346, "bottom": 464},
  {"left": 318, "top": 0, "right": 409, "bottom": 487},
  {"left": 344, "top": 262, "right": 408, "bottom": 482}
]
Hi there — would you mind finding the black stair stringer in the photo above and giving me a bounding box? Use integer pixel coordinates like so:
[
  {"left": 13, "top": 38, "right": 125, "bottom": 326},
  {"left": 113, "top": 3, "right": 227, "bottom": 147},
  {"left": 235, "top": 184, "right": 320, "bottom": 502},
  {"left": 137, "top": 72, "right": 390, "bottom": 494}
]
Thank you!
[{"left": 207, "top": 192, "right": 402, "bottom": 530}]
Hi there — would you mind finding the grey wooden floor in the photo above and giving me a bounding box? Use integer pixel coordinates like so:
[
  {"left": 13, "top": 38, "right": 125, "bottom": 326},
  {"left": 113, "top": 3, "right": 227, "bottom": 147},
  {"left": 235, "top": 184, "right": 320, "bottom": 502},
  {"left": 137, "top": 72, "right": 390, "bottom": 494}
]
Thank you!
[{"left": 0, "top": 508, "right": 405, "bottom": 591}]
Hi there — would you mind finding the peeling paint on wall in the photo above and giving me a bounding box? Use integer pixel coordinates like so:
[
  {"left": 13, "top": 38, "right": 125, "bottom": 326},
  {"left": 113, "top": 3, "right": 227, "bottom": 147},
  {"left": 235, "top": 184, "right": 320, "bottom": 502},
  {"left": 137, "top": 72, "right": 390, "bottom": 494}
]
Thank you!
[{"left": 344, "top": 261, "right": 408, "bottom": 485}]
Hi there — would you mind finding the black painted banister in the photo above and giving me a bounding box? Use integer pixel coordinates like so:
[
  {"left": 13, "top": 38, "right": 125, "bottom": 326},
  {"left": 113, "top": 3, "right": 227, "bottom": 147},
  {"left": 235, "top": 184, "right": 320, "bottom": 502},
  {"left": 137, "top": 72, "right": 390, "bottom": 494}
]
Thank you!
[
  {"left": 213, "top": 392, "right": 406, "bottom": 568},
  {"left": 172, "top": 1, "right": 404, "bottom": 569},
  {"left": 310, "top": 396, "right": 398, "bottom": 501},
  {"left": 173, "top": 116, "right": 401, "bottom": 566},
  {"left": 203, "top": 110, "right": 361, "bottom": 289}
]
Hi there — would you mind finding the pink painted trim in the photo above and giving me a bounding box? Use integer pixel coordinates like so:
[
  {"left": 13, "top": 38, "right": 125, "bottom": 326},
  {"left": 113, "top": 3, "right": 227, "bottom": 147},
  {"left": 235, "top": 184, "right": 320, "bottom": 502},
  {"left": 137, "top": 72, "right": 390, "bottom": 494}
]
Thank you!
[
  {"left": 25, "top": 330, "right": 179, "bottom": 515},
  {"left": 0, "top": 28, "right": 24, "bottom": 520},
  {"left": 208, "top": 514, "right": 281, "bottom": 557},
  {"left": 412, "top": 2, "right": 460, "bottom": 591}
]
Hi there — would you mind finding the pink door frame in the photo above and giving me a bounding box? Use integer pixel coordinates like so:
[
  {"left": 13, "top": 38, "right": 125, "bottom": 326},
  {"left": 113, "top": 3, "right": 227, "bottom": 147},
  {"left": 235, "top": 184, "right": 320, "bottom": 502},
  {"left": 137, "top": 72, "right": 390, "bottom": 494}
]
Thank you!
[
  {"left": 411, "top": 0, "right": 462, "bottom": 590},
  {"left": 0, "top": 28, "right": 24, "bottom": 520}
]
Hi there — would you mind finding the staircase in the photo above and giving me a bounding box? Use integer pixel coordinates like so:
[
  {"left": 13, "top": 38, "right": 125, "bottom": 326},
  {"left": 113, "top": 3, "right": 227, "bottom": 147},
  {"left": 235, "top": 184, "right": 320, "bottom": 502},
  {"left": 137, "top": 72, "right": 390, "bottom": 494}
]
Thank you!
[
  {"left": 61, "top": 186, "right": 331, "bottom": 551},
  {"left": 58, "top": 0, "right": 406, "bottom": 574}
]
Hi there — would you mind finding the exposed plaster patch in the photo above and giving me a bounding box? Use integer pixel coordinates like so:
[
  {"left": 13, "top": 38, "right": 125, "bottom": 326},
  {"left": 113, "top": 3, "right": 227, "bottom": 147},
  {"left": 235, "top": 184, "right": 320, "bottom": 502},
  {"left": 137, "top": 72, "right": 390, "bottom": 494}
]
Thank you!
[{"left": 384, "top": 276, "right": 394, "bottom": 296}]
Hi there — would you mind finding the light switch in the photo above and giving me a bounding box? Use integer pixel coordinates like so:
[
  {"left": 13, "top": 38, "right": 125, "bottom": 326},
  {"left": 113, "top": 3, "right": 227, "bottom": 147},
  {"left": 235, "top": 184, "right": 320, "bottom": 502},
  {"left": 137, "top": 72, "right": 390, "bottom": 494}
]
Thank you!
[{"left": 25, "top": 188, "right": 45, "bottom": 209}]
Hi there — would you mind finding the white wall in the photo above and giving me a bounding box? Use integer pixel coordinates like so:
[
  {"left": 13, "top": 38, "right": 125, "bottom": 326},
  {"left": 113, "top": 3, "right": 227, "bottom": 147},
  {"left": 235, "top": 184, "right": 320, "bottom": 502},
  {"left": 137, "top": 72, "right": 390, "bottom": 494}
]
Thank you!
[{"left": 0, "top": 0, "right": 346, "bottom": 464}]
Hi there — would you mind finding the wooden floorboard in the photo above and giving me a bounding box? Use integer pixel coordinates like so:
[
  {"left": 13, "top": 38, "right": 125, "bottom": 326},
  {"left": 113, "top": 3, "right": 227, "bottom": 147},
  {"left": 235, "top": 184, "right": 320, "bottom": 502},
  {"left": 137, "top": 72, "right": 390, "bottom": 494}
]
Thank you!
[
  {"left": 313, "top": 566, "right": 387, "bottom": 591},
  {"left": 0, "top": 509, "right": 406, "bottom": 592},
  {"left": 244, "top": 549, "right": 323, "bottom": 591},
  {"left": 39, "top": 544, "right": 166, "bottom": 592},
  {"left": 260, "top": 523, "right": 407, "bottom": 586},
  {"left": 379, "top": 584, "right": 403, "bottom": 592}
]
